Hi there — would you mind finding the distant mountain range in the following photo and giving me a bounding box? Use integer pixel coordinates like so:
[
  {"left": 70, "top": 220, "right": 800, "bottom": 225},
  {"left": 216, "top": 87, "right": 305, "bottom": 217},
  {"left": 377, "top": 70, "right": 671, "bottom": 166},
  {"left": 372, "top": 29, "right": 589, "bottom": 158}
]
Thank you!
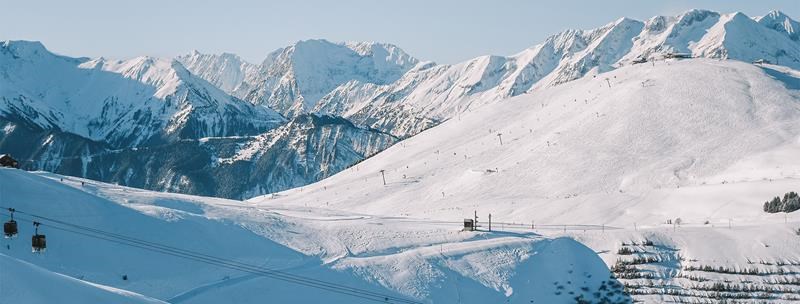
[{"left": 1, "top": 9, "right": 798, "bottom": 199}]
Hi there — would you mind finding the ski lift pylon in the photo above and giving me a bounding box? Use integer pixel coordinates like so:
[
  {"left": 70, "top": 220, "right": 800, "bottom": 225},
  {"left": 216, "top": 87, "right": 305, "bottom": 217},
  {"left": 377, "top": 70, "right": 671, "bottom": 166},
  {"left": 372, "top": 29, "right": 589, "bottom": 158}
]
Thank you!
[{"left": 4, "top": 208, "right": 17, "bottom": 238}]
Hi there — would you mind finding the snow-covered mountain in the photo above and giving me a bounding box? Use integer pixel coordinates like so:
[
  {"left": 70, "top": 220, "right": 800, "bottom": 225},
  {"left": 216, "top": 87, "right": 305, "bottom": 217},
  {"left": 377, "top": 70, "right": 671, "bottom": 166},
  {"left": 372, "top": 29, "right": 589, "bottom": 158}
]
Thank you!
[
  {"left": 317, "top": 9, "right": 800, "bottom": 137},
  {"left": 0, "top": 113, "right": 394, "bottom": 199},
  {"left": 184, "top": 10, "right": 800, "bottom": 138},
  {"left": 5, "top": 56, "right": 800, "bottom": 304},
  {"left": 4, "top": 8, "right": 800, "bottom": 304},
  {"left": 0, "top": 168, "right": 629, "bottom": 303},
  {"left": 3, "top": 9, "right": 800, "bottom": 200},
  {"left": 175, "top": 51, "right": 261, "bottom": 93},
  {"left": 178, "top": 40, "right": 420, "bottom": 117},
  {"left": 0, "top": 41, "right": 284, "bottom": 148},
  {"left": 0, "top": 41, "right": 397, "bottom": 199},
  {"left": 757, "top": 10, "right": 800, "bottom": 41},
  {"left": 252, "top": 58, "right": 800, "bottom": 303}
]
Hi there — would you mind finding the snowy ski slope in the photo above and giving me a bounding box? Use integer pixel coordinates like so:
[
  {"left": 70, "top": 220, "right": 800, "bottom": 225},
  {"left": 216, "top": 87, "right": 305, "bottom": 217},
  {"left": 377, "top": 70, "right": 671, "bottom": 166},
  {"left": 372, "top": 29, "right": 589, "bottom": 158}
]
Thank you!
[
  {"left": 0, "top": 253, "right": 166, "bottom": 304},
  {"left": 3, "top": 53, "right": 800, "bottom": 304},
  {"left": 250, "top": 58, "right": 800, "bottom": 302},
  {"left": 251, "top": 59, "right": 800, "bottom": 227},
  {"left": 0, "top": 168, "right": 627, "bottom": 303}
]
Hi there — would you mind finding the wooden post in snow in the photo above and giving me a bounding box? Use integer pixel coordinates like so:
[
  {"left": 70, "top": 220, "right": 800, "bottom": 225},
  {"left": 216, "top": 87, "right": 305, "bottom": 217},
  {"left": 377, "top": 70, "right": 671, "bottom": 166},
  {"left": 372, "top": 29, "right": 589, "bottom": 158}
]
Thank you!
[{"left": 379, "top": 170, "right": 386, "bottom": 186}]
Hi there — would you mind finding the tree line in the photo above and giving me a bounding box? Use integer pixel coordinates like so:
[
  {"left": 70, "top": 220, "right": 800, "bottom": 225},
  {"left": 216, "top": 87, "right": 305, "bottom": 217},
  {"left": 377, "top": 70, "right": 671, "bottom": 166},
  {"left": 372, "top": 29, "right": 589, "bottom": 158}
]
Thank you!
[{"left": 763, "top": 191, "right": 799, "bottom": 213}]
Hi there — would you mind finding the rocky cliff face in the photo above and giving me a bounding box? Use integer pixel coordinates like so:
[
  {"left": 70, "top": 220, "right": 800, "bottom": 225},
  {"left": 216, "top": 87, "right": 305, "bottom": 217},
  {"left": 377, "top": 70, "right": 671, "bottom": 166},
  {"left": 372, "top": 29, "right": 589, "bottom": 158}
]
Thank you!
[{"left": 0, "top": 115, "right": 395, "bottom": 199}]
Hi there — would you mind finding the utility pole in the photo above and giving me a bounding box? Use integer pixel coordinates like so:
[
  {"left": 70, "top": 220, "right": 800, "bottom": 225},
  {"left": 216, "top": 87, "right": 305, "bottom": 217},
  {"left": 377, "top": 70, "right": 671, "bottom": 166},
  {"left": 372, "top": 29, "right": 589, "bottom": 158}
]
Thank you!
[
  {"left": 488, "top": 213, "right": 492, "bottom": 232},
  {"left": 497, "top": 133, "right": 503, "bottom": 146},
  {"left": 379, "top": 170, "right": 386, "bottom": 186},
  {"left": 474, "top": 210, "right": 478, "bottom": 232}
]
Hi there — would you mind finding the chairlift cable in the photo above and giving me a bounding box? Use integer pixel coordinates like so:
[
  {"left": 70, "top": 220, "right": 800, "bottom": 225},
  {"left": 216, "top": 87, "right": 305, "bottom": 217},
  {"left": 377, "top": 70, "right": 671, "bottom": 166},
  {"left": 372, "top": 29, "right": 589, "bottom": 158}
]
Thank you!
[{"left": 0, "top": 209, "right": 420, "bottom": 304}]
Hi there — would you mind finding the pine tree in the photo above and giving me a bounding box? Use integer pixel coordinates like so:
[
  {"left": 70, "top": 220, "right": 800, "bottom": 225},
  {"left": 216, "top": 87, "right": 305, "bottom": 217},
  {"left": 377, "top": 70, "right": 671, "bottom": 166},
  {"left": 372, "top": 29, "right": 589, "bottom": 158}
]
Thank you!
[{"left": 763, "top": 192, "right": 800, "bottom": 213}]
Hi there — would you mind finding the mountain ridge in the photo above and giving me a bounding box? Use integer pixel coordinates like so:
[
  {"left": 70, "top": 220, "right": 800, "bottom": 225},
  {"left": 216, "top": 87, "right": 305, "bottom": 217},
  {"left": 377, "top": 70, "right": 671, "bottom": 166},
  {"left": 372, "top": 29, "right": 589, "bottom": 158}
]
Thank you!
[
  {"left": 3, "top": 8, "right": 800, "bottom": 200},
  {"left": 181, "top": 9, "right": 800, "bottom": 138},
  {"left": 0, "top": 40, "right": 284, "bottom": 148}
]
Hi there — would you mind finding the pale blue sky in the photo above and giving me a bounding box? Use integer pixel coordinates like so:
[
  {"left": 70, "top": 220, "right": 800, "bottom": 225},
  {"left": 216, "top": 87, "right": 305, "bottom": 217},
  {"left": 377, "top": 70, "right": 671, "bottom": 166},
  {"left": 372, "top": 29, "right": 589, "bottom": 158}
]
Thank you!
[{"left": 3, "top": 0, "right": 798, "bottom": 64}]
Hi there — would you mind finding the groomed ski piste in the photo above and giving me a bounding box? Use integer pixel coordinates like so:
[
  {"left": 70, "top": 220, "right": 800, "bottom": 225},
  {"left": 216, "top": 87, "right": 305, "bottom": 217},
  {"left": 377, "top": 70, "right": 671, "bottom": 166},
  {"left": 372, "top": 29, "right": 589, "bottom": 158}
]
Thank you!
[
  {"left": 0, "top": 169, "right": 625, "bottom": 304},
  {"left": 2, "top": 58, "right": 800, "bottom": 303}
]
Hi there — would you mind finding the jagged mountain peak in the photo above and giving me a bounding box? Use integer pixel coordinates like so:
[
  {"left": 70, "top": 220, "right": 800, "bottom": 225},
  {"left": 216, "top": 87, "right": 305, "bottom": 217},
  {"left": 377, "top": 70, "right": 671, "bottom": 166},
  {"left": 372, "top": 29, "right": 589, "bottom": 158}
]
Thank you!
[
  {"left": 184, "top": 49, "right": 248, "bottom": 62},
  {"left": 276, "top": 38, "right": 419, "bottom": 77},
  {"left": 0, "top": 41, "right": 283, "bottom": 147},
  {"left": 78, "top": 55, "right": 206, "bottom": 101},
  {"left": 236, "top": 39, "right": 421, "bottom": 116},
  {"left": 679, "top": 8, "right": 719, "bottom": 21},
  {"left": 757, "top": 10, "right": 800, "bottom": 41},
  {"left": 303, "top": 9, "right": 800, "bottom": 140},
  {"left": 178, "top": 39, "right": 420, "bottom": 117},
  {"left": 176, "top": 50, "right": 260, "bottom": 93}
]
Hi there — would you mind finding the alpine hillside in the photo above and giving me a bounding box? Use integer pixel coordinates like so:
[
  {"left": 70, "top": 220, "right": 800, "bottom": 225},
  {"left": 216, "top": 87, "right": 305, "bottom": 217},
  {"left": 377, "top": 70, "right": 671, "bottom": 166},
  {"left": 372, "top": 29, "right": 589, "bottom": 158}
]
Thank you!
[
  {"left": 251, "top": 58, "right": 800, "bottom": 302},
  {"left": 0, "top": 41, "right": 395, "bottom": 199},
  {"left": 2, "top": 9, "right": 800, "bottom": 200}
]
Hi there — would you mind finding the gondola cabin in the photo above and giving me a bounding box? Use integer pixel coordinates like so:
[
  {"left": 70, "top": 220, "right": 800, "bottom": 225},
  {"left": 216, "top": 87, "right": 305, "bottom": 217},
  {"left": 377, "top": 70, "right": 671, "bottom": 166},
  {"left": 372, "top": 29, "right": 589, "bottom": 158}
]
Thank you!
[
  {"left": 32, "top": 222, "right": 46, "bottom": 253},
  {"left": 4, "top": 208, "right": 17, "bottom": 238},
  {"left": 32, "top": 234, "right": 46, "bottom": 252},
  {"left": 3, "top": 219, "right": 17, "bottom": 238}
]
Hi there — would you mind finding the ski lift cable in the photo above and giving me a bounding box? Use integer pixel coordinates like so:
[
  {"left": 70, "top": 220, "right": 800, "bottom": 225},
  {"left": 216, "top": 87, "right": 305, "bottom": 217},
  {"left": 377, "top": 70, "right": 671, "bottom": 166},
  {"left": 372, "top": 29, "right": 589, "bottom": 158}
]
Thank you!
[
  {"left": 0, "top": 209, "right": 420, "bottom": 304},
  {"left": 2, "top": 211, "right": 419, "bottom": 304},
  {"left": 18, "top": 220, "right": 397, "bottom": 303}
]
